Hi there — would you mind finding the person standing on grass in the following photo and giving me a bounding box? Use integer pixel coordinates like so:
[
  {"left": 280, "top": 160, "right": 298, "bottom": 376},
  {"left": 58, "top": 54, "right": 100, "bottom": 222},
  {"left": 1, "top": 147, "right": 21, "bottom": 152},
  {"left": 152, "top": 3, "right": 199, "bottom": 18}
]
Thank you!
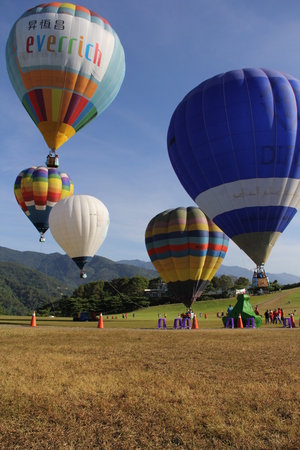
[
  {"left": 277, "top": 308, "right": 282, "bottom": 324},
  {"left": 290, "top": 312, "right": 296, "bottom": 328},
  {"left": 227, "top": 304, "right": 233, "bottom": 315},
  {"left": 264, "top": 309, "right": 269, "bottom": 324},
  {"left": 269, "top": 310, "right": 273, "bottom": 323}
]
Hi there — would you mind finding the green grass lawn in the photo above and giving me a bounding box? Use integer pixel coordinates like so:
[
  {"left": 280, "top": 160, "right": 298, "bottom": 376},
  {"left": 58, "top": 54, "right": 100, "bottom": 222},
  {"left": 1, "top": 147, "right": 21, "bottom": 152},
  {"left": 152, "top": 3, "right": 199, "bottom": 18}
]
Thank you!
[{"left": 1, "top": 288, "right": 300, "bottom": 329}]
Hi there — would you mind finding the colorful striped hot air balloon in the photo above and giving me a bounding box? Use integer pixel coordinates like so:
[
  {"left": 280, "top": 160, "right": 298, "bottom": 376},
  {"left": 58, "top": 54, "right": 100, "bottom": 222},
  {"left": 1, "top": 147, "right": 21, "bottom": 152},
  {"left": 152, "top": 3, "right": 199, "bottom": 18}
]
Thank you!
[
  {"left": 167, "top": 68, "right": 300, "bottom": 279},
  {"left": 6, "top": 3, "right": 125, "bottom": 152},
  {"left": 14, "top": 166, "right": 74, "bottom": 241},
  {"left": 145, "top": 207, "right": 229, "bottom": 308}
]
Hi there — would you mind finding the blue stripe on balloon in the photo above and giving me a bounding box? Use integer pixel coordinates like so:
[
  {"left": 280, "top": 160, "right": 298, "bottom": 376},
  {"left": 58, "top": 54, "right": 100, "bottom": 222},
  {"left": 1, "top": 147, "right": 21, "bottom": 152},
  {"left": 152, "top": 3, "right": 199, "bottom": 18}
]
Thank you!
[
  {"left": 208, "top": 236, "right": 227, "bottom": 243},
  {"left": 208, "top": 231, "right": 225, "bottom": 238},
  {"left": 214, "top": 205, "right": 297, "bottom": 237},
  {"left": 90, "top": 36, "right": 125, "bottom": 115},
  {"left": 22, "top": 93, "right": 39, "bottom": 125},
  {"left": 207, "top": 250, "right": 224, "bottom": 257},
  {"left": 72, "top": 101, "right": 95, "bottom": 128},
  {"left": 150, "top": 251, "right": 170, "bottom": 261},
  {"left": 165, "top": 236, "right": 209, "bottom": 244},
  {"left": 149, "top": 230, "right": 209, "bottom": 242}
]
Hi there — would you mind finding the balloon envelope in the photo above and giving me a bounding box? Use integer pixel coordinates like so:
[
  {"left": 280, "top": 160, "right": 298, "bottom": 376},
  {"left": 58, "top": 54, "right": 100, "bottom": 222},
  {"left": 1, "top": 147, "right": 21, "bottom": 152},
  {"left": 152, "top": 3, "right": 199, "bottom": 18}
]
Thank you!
[
  {"left": 6, "top": 3, "right": 125, "bottom": 151},
  {"left": 145, "top": 207, "right": 229, "bottom": 308},
  {"left": 14, "top": 166, "right": 73, "bottom": 235},
  {"left": 167, "top": 68, "right": 300, "bottom": 266},
  {"left": 49, "top": 194, "right": 109, "bottom": 270}
]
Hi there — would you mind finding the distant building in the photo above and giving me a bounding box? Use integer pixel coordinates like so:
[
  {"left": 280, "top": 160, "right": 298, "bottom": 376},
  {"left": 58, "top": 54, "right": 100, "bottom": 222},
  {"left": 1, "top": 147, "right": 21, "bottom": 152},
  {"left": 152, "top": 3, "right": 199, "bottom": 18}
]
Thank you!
[{"left": 144, "top": 282, "right": 168, "bottom": 298}]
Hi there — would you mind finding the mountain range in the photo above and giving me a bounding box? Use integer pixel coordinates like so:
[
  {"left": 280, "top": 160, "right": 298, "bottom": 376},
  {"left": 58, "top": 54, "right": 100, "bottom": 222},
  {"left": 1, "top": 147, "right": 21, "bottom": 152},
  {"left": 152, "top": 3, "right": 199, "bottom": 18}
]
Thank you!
[
  {"left": 0, "top": 246, "right": 299, "bottom": 288},
  {"left": 0, "top": 246, "right": 157, "bottom": 291},
  {"left": 117, "top": 259, "right": 300, "bottom": 286}
]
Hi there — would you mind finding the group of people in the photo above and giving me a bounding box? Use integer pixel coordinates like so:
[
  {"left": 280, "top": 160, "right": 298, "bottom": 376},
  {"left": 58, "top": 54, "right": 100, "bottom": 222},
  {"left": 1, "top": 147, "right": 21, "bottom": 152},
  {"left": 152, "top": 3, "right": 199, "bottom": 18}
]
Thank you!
[
  {"left": 264, "top": 308, "right": 296, "bottom": 326},
  {"left": 180, "top": 310, "right": 195, "bottom": 320},
  {"left": 264, "top": 308, "right": 285, "bottom": 324},
  {"left": 106, "top": 313, "right": 135, "bottom": 319},
  {"left": 158, "top": 313, "right": 168, "bottom": 319},
  {"left": 216, "top": 303, "right": 296, "bottom": 328},
  {"left": 217, "top": 304, "right": 233, "bottom": 318}
]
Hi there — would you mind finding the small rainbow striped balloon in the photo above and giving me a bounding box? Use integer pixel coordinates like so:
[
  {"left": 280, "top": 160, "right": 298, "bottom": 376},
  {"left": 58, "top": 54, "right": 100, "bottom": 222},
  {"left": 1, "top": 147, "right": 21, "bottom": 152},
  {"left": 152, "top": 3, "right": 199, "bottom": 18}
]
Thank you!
[
  {"left": 14, "top": 166, "right": 74, "bottom": 237},
  {"left": 145, "top": 207, "right": 229, "bottom": 308}
]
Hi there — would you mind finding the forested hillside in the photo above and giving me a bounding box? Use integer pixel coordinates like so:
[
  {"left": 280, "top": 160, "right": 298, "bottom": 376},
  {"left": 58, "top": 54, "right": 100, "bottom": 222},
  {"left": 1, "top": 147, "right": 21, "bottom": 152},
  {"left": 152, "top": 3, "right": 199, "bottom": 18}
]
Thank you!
[
  {"left": 0, "top": 246, "right": 157, "bottom": 289},
  {"left": 0, "top": 247, "right": 157, "bottom": 315},
  {"left": 0, "top": 246, "right": 290, "bottom": 317},
  {"left": 0, "top": 262, "right": 68, "bottom": 315}
]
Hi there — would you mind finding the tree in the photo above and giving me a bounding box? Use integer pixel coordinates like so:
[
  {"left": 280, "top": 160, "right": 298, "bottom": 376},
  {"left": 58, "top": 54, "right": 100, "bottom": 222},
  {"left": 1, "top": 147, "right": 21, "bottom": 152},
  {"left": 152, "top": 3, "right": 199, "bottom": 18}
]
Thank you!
[
  {"left": 148, "top": 277, "right": 163, "bottom": 289},
  {"left": 218, "top": 275, "right": 234, "bottom": 295},
  {"left": 234, "top": 277, "right": 250, "bottom": 289},
  {"left": 269, "top": 280, "right": 281, "bottom": 292},
  {"left": 210, "top": 277, "right": 220, "bottom": 291},
  {"left": 122, "top": 276, "right": 149, "bottom": 297},
  {"left": 56, "top": 296, "right": 80, "bottom": 317}
]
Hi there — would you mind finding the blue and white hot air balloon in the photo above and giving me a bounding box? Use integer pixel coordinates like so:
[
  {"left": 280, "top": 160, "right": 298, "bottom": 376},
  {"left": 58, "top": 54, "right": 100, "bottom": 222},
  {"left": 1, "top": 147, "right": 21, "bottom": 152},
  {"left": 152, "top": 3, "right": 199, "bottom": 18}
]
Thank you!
[{"left": 167, "top": 68, "right": 300, "bottom": 281}]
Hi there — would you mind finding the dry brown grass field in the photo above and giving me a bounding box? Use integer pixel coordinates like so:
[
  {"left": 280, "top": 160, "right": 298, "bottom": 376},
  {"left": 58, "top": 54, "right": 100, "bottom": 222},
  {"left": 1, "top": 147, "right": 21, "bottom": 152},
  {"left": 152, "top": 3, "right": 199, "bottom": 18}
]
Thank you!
[{"left": 0, "top": 325, "right": 300, "bottom": 449}]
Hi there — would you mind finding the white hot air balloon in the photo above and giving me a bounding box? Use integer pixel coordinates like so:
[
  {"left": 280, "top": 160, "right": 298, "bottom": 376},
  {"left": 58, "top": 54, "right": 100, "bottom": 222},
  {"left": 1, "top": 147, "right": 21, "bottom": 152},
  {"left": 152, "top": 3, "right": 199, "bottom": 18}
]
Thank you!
[{"left": 49, "top": 194, "right": 109, "bottom": 278}]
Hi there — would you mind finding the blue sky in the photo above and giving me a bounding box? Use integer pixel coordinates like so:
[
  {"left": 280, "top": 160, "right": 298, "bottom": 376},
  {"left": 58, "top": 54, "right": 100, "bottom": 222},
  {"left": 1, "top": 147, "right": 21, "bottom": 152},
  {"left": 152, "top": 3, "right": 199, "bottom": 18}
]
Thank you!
[{"left": 1, "top": 0, "right": 300, "bottom": 277}]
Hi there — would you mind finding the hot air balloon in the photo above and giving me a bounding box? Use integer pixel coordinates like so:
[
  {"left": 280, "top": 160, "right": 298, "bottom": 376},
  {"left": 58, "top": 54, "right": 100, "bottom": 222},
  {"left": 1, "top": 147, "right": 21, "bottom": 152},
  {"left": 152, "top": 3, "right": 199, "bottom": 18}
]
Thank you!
[
  {"left": 6, "top": 3, "right": 125, "bottom": 154},
  {"left": 14, "top": 165, "right": 74, "bottom": 241},
  {"left": 49, "top": 194, "right": 109, "bottom": 278},
  {"left": 145, "top": 207, "right": 229, "bottom": 308},
  {"left": 167, "top": 68, "right": 300, "bottom": 284}
]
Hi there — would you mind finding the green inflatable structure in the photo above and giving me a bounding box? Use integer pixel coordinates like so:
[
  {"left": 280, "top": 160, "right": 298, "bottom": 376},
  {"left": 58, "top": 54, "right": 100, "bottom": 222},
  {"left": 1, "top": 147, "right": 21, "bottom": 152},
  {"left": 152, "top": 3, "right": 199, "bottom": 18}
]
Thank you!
[{"left": 222, "top": 294, "right": 262, "bottom": 328}]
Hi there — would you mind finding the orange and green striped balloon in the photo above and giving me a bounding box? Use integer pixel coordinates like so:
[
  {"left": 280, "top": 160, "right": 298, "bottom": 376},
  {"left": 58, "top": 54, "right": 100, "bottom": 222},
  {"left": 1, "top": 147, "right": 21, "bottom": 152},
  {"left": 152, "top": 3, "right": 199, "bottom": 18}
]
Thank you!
[
  {"left": 145, "top": 207, "right": 229, "bottom": 308},
  {"left": 14, "top": 166, "right": 74, "bottom": 237}
]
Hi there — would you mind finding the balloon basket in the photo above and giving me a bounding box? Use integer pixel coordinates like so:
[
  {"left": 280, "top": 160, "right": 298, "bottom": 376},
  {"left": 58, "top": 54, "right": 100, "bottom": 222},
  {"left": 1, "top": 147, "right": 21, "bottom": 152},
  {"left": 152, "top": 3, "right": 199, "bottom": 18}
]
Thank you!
[{"left": 46, "top": 154, "right": 59, "bottom": 168}]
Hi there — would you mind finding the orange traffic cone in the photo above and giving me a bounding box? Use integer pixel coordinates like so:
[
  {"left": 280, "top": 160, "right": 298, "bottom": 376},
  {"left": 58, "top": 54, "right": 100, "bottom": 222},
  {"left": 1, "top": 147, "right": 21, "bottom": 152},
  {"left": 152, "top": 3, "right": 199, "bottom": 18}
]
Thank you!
[
  {"left": 30, "top": 311, "right": 36, "bottom": 327},
  {"left": 97, "top": 313, "right": 104, "bottom": 329},
  {"left": 237, "top": 313, "right": 243, "bottom": 329},
  {"left": 192, "top": 314, "right": 199, "bottom": 329}
]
